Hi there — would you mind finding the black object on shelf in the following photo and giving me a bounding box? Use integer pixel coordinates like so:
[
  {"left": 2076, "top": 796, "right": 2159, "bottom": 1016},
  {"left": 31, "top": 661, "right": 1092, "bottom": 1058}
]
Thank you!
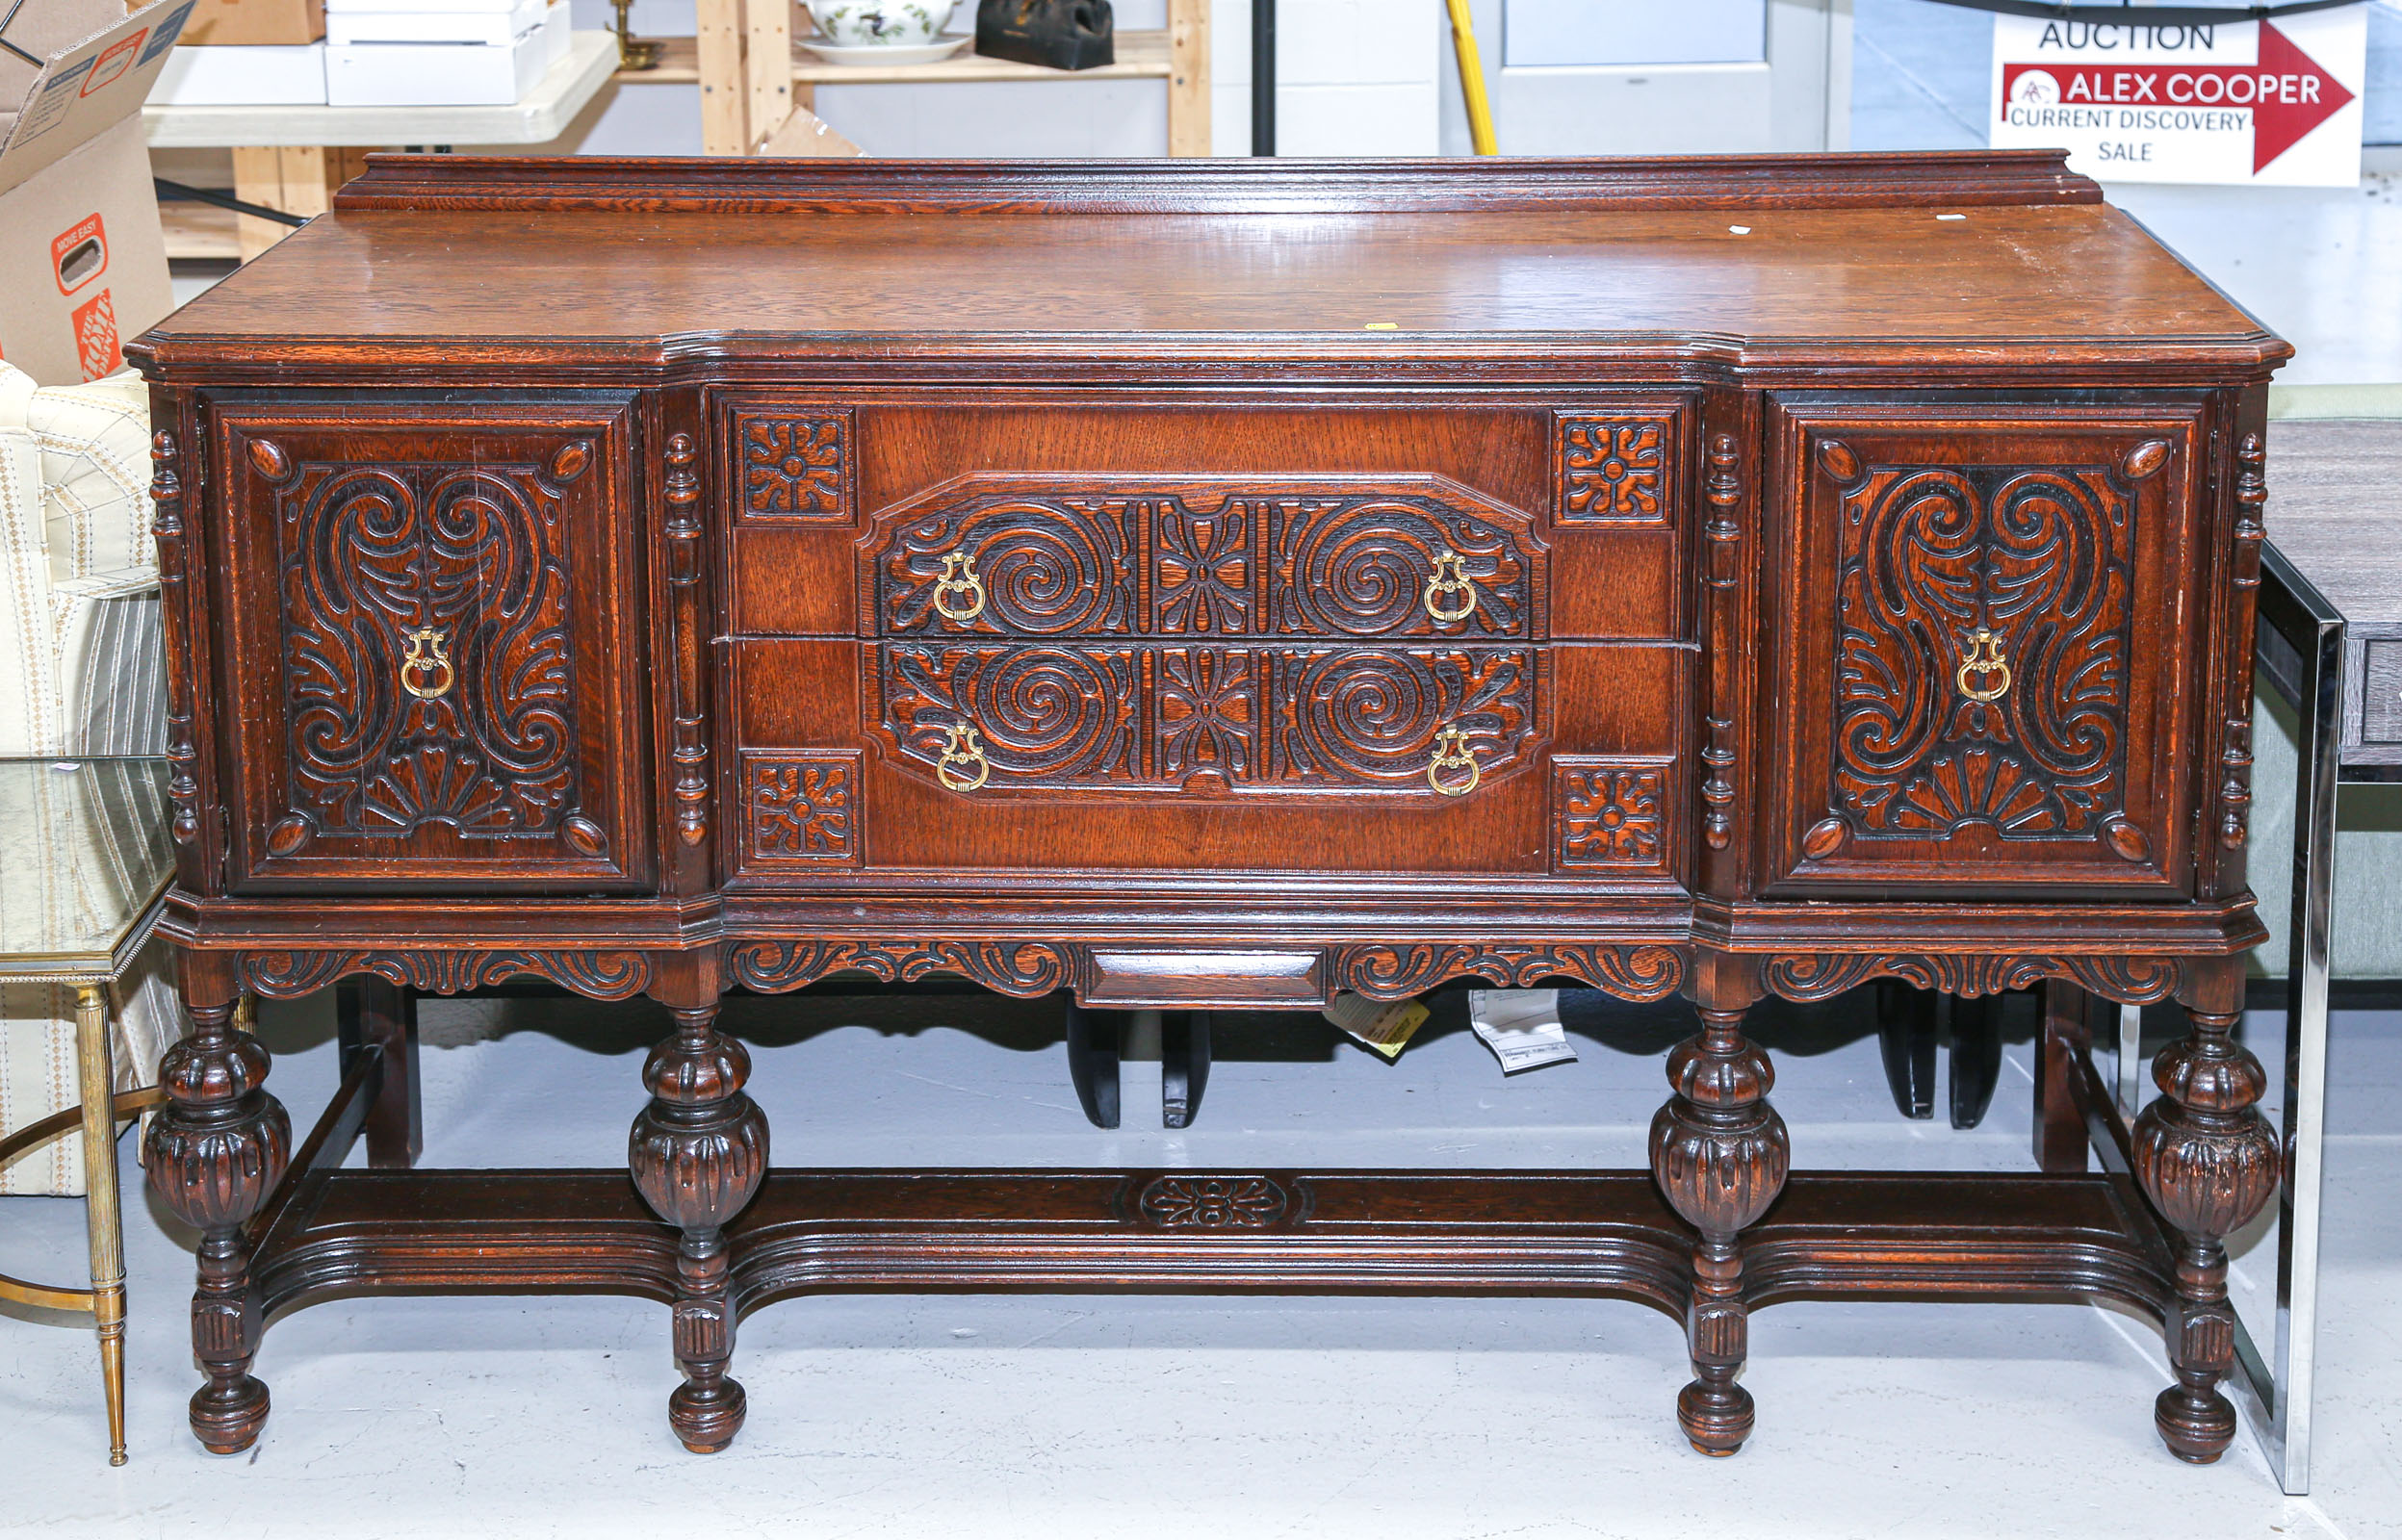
[
  {"left": 153, "top": 178, "right": 309, "bottom": 229},
  {"left": 1251, "top": 0, "right": 1274, "bottom": 155},
  {"left": 975, "top": 0, "right": 1114, "bottom": 71}
]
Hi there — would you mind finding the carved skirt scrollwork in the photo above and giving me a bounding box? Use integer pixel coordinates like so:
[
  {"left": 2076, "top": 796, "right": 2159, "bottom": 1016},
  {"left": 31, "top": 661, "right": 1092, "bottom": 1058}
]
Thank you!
[
  {"left": 235, "top": 948, "right": 655, "bottom": 1000},
  {"left": 1760, "top": 952, "right": 2184, "bottom": 1007},
  {"left": 728, "top": 939, "right": 1076, "bottom": 997},
  {"left": 1330, "top": 943, "right": 1684, "bottom": 1002}
]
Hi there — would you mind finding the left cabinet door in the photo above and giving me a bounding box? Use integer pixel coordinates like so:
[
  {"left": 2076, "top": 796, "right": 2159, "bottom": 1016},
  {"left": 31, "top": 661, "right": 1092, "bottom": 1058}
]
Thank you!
[{"left": 215, "top": 402, "right": 651, "bottom": 891}]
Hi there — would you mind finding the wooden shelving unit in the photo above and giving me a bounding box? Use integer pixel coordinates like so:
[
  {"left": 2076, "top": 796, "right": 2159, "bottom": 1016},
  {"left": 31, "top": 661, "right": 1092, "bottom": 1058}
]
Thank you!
[
  {"left": 628, "top": 27, "right": 1174, "bottom": 87},
  {"left": 624, "top": 0, "right": 1208, "bottom": 157}
]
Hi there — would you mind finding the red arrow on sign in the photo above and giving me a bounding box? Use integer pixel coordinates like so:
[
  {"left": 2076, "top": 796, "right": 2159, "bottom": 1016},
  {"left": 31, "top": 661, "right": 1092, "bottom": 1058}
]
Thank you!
[{"left": 2001, "top": 21, "right": 2356, "bottom": 173}]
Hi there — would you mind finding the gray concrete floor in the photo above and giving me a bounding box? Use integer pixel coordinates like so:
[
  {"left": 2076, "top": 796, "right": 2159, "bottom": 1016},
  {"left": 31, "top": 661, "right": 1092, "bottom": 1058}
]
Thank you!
[{"left": 3, "top": 989, "right": 2396, "bottom": 1537}]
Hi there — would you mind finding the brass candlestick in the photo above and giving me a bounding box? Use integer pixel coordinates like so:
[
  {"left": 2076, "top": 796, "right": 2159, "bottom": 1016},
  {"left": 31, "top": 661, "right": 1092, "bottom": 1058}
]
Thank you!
[{"left": 611, "top": 0, "right": 661, "bottom": 69}]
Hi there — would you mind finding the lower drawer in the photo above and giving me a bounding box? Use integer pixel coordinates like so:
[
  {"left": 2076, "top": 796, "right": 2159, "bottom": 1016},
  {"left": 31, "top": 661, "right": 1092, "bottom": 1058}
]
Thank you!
[{"left": 727, "top": 639, "right": 1687, "bottom": 880}]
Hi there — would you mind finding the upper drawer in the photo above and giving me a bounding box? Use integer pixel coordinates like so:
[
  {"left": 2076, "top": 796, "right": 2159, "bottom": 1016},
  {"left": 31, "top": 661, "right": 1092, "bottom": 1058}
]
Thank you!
[
  {"left": 865, "top": 476, "right": 1542, "bottom": 642},
  {"left": 720, "top": 399, "right": 1693, "bottom": 642}
]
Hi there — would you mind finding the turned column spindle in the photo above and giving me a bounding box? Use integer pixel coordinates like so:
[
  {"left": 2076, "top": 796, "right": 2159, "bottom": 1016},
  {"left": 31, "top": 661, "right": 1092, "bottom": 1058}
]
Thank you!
[
  {"left": 2131, "top": 999, "right": 2281, "bottom": 1463},
  {"left": 630, "top": 1004, "right": 768, "bottom": 1453},
  {"left": 145, "top": 991, "right": 291, "bottom": 1454},
  {"left": 1649, "top": 988, "right": 1788, "bottom": 1456}
]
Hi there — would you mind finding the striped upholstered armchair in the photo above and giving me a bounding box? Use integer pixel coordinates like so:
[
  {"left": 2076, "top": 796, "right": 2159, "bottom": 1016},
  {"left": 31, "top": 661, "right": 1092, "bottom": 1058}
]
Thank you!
[{"left": 0, "top": 360, "right": 177, "bottom": 1195}]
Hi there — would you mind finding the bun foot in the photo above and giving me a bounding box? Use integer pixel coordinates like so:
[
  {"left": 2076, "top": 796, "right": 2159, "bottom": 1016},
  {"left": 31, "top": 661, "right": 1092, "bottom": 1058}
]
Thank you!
[
  {"left": 670, "top": 1376, "right": 747, "bottom": 1453},
  {"left": 2155, "top": 1382, "right": 2236, "bottom": 1464},
  {"left": 1676, "top": 1378, "right": 1753, "bottom": 1457},
  {"left": 191, "top": 1375, "right": 271, "bottom": 1455}
]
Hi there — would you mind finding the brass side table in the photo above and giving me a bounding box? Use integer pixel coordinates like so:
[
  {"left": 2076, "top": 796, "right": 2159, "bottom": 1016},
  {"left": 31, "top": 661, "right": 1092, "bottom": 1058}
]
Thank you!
[{"left": 0, "top": 757, "right": 172, "bottom": 1466}]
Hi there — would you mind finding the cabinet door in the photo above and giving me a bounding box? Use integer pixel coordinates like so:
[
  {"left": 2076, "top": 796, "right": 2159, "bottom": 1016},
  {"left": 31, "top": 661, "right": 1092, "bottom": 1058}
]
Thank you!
[
  {"left": 1764, "top": 402, "right": 2204, "bottom": 897},
  {"left": 217, "top": 403, "right": 649, "bottom": 890}
]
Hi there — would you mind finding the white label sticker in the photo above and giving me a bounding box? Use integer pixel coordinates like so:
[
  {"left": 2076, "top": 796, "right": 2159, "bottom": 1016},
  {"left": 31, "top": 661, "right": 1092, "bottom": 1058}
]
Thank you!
[{"left": 1468, "top": 988, "right": 1579, "bottom": 1074}]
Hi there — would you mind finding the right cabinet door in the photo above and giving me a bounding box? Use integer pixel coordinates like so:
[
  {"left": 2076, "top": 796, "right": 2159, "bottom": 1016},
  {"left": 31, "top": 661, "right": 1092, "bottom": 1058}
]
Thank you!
[{"left": 1763, "top": 399, "right": 2207, "bottom": 898}]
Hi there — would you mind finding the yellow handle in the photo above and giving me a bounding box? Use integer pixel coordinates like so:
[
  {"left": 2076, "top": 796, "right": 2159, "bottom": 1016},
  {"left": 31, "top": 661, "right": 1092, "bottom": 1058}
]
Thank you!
[
  {"left": 1444, "top": 0, "right": 1498, "bottom": 156},
  {"left": 400, "top": 627, "right": 453, "bottom": 701},
  {"left": 1428, "top": 725, "right": 1481, "bottom": 796},
  {"left": 936, "top": 721, "right": 991, "bottom": 791},
  {"left": 1956, "top": 628, "right": 2012, "bottom": 704},
  {"left": 1423, "top": 550, "right": 1479, "bottom": 624},
  {"left": 932, "top": 550, "right": 988, "bottom": 624}
]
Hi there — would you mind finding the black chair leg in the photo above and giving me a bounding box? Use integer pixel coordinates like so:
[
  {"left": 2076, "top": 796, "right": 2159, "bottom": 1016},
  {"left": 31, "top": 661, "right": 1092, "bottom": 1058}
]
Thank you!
[
  {"left": 1948, "top": 992, "right": 2011, "bottom": 1130},
  {"left": 1162, "top": 1011, "right": 1212, "bottom": 1128},
  {"left": 1066, "top": 1000, "right": 1121, "bottom": 1129},
  {"left": 1875, "top": 979, "right": 1938, "bottom": 1120}
]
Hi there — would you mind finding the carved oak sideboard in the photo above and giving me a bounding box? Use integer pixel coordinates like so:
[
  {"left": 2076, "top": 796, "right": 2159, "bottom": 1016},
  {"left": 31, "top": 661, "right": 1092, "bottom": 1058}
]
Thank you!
[{"left": 130, "top": 151, "right": 2287, "bottom": 1465}]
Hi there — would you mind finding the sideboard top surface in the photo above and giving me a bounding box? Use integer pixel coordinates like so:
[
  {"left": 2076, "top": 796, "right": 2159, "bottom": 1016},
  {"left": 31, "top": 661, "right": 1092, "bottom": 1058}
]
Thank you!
[{"left": 137, "top": 152, "right": 2286, "bottom": 373}]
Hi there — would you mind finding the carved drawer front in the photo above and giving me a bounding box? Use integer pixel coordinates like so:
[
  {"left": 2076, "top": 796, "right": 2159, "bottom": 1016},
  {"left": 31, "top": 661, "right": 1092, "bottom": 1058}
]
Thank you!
[
  {"left": 1764, "top": 404, "right": 2204, "bottom": 897},
  {"left": 217, "top": 405, "right": 647, "bottom": 890},
  {"left": 862, "top": 475, "right": 1547, "bottom": 799}
]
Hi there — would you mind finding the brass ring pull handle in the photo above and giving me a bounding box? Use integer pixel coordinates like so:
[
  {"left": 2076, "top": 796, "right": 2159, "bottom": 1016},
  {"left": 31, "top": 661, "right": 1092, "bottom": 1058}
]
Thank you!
[
  {"left": 932, "top": 550, "right": 988, "bottom": 624},
  {"left": 1423, "top": 550, "right": 1478, "bottom": 624},
  {"left": 935, "top": 721, "right": 991, "bottom": 791},
  {"left": 1427, "top": 724, "right": 1481, "bottom": 797},
  {"left": 400, "top": 627, "right": 454, "bottom": 701},
  {"left": 1956, "top": 628, "right": 2012, "bottom": 704}
]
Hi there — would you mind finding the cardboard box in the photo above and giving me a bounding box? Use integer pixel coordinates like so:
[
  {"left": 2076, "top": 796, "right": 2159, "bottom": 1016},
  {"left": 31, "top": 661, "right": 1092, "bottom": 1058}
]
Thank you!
[
  {"left": 148, "top": 41, "right": 328, "bottom": 103},
  {"left": 0, "top": 0, "right": 193, "bottom": 385},
  {"left": 181, "top": 0, "right": 324, "bottom": 47},
  {"left": 323, "top": 26, "right": 544, "bottom": 105},
  {"left": 327, "top": 0, "right": 542, "bottom": 47}
]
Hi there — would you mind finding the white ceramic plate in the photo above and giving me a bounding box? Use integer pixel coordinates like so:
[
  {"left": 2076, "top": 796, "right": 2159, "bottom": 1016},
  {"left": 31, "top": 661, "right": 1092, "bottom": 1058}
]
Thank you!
[{"left": 797, "top": 33, "right": 972, "bottom": 65}]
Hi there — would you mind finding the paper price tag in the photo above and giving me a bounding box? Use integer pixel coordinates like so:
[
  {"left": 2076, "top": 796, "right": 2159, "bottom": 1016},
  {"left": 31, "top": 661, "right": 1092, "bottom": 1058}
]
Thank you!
[
  {"left": 1468, "top": 988, "right": 1578, "bottom": 1074},
  {"left": 1323, "top": 990, "right": 1430, "bottom": 1060}
]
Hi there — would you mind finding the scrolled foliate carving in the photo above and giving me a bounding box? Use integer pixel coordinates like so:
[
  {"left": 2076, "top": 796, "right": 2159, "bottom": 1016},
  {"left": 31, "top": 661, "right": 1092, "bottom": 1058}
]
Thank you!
[
  {"left": 1759, "top": 951, "right": 2183, "bottom": 1006},
  {"left": 729, "top": 938, "right": 1075, "bottom": 997},
  {"left": 269, "top": 446, "right": 593, "bottom": 851},
  {"left": 744, "top": 753, "right": 857, "bottom": 863},
  {"left": 1135, "top": 1176, "right": 1288, "bottom": 1229},
  {"left": 236, "top": 948, "right": 654, "bottom": 1000},
  {"left": 1558, "top": 414, "right": 1673, "bottom": 523},
  {"left": 1827, "top": 451, "right": 2138, "bottom": 853},
  {"left": 1331, "top": 942, "right": 1682, "bottom": 1002},
  {"left": 1556, "top": 761, "right": 1667, "bottom": 870},
  {"left": 738, "top": 411, "right": 846, "bottom": 519}
]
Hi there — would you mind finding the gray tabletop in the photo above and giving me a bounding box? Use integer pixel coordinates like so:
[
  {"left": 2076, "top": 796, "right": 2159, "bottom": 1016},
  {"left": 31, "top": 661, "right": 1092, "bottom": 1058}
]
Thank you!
[{"left": 2266, "top": 419, "right": 2402, "bottom": 768}]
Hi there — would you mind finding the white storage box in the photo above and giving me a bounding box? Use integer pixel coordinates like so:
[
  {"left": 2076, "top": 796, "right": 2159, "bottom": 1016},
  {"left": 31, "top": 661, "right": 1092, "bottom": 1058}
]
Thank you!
[
  {"left": 146, "top": 42, "right": 328, "bottom": 106},
  {"left": 542, "top": 1, "right": 567, "bottom": 65},
  {"left": 326, "top": 0, "right": 540, "bottom": 44},
  {"left": 323, "top": 27, "right": 543, "bottom": 104}
]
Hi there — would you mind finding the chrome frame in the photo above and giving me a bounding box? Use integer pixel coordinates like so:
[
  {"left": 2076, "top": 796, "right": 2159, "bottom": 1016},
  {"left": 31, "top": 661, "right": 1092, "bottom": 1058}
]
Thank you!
[{"left": 2228, "top": 542, "right": 2344, "bottom": 1494}]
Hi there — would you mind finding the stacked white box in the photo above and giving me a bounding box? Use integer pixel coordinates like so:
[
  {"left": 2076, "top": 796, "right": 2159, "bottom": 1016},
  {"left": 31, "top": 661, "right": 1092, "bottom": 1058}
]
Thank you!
[
  {"left": 147, "top": 42, "right": 330, "bottom": 105},
  {"left": 321, "top": 0, "right": 556, "bottom": 105}
]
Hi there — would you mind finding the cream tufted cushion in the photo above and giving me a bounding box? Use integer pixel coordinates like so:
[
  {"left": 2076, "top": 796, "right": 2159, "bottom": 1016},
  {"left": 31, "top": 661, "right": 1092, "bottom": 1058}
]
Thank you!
[{"left": 0, "top": 360, "right": 175, "bottom": 1196}]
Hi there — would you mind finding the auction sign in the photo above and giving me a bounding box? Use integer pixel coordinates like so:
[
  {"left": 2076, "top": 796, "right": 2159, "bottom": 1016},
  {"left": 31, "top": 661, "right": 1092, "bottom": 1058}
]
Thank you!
[{"left": 1991, "top": 6, "right": 2368, "bottom": 185}]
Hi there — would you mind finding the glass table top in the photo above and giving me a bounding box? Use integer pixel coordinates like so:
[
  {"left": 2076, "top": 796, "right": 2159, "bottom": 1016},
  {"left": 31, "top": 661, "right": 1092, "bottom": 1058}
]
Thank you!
[{"left": 0, "top": 757, "right": 172, "bottom": 978}]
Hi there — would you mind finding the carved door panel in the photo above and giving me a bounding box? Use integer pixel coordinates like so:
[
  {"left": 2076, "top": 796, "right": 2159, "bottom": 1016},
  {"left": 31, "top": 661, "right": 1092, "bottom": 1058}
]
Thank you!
[
  {"left": 1764, "top": 402, "right": 2204, "bottom": 897},
  {"left": 216, "top": 402, "right": 649, "bottom": 890}
]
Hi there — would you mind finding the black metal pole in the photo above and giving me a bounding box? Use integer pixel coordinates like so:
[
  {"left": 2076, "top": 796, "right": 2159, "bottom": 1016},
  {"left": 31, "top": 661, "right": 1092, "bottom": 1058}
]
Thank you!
[{"left": 1251, "top": 0, "right": 1275, "bottom": 156}]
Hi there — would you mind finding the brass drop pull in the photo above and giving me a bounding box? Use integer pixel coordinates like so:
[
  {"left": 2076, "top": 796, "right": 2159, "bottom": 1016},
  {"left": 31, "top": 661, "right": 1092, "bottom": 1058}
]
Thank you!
[
  {"left": 1427, "top": 724, "right": 1481, "bottom": 796},
  {"left": 935, "top": 721, "right": 991, "bottom": 791},
  {"left": 1423, "top": 549, "right": 1478, "bottom": 624},
  {"left": 1956, "top": 628, "right": 2011, "bottom": 704},
  {"left": 400, "top": 627, "right": 454, "bottom": 701},
  {"left": 932, "top": 550, "right": 988, "bottom": 624}
]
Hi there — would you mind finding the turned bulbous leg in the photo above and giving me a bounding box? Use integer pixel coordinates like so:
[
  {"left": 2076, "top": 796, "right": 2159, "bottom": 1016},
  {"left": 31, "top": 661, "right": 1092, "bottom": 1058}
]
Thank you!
[
  {"left": 1649, "top": 998, "right": 1788, "bottom": 1457},
  {"left": 144, "top": 994, "right": 291, "bottom": 1454},
  {"left": 630, "top": 1005, "right": 768, "bottom": 1453},
  {"left": 2131, "top": 1001, "right": 2281, "bottom": 1464}
]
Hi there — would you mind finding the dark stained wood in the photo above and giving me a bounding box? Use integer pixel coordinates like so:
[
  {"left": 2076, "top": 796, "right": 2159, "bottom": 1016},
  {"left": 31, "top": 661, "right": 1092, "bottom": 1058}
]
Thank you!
[
  {"left": 133, "top": 153, "right": 2286, "bottom": 1464},
  {"left": 336, "top": 978, "right": 420, "bottom": 1168}
]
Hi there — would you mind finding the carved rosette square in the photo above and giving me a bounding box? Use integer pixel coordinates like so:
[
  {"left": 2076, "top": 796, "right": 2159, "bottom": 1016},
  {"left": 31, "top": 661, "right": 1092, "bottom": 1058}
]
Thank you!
[
  {"left": 736, "top": 410, "right": 848, "bottom": 521},
  {"left": 1555, "top": 757, "right": 1673, "bottom": 874},
  {"left": 741, "top": 752, "right": 861, "bottom": 865},
  {"left": 1557, "top": 414, "right": 1674, "bottom": 524}
]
